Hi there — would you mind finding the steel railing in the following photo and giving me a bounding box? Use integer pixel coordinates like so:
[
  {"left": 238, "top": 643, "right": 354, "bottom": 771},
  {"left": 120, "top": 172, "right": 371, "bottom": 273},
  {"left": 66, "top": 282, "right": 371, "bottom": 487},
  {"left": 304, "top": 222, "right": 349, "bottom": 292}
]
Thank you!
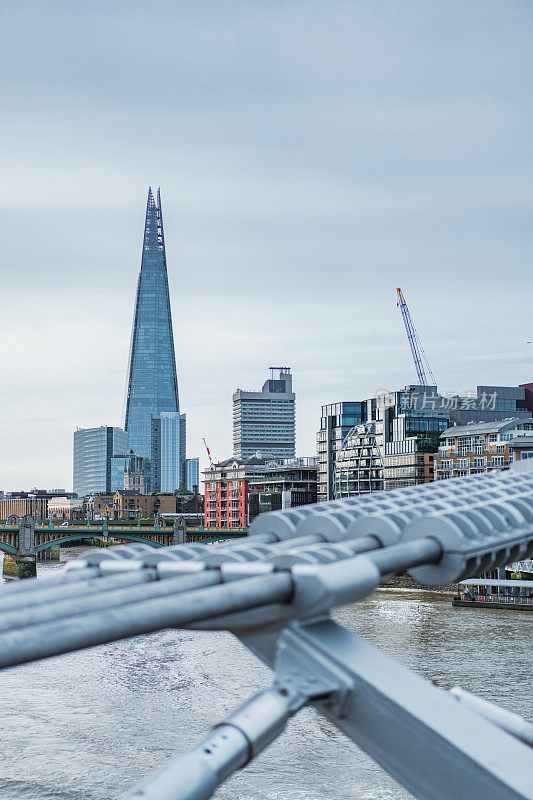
[{"left": 0, "top": 464, "right": 531, "bottom": 800}]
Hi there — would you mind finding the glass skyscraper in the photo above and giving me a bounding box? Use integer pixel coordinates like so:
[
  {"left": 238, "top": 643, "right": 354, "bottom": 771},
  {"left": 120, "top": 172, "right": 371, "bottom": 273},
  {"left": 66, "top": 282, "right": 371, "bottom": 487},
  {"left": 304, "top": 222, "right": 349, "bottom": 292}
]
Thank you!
[
  {"left": 124, "top": 188, "right": 186, "bottom": 491},
  {"left": 186, "top": 457, "right": 200, "bottom": 492},
  {"left": 73, "top": 426, "right": 128, "bottom": 497}
]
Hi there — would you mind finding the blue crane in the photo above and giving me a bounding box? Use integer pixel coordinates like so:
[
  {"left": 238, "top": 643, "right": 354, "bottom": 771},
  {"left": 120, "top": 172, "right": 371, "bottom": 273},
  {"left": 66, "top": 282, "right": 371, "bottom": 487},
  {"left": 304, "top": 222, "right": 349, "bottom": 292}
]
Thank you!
[{"left": 396, "top": 287, "right": 437, "bottom": 386}]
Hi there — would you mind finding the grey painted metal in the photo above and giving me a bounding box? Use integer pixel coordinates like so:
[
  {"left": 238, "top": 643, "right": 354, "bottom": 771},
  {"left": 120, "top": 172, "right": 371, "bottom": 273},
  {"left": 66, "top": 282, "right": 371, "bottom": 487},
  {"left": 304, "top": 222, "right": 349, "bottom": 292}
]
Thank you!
[
  {"left": 0, "top": 566, "right": 98, "bottom": 596},
  {"left": 0, "top": 574, "right": 293, "bottom": 668},
  {"left": 262, "top": 621, "right": 532, "bottom": 800},
  {"left": 0, "top": 570, "right": 154, "bottom": 614},
  {"left": 123, "top": 689, "right": 294, "bottom": 800},
  {"left": 1, "top": 467, "right": 532, "bottom": 800},
  {"left": 450, "top": 687, "right": 533, "bottom": 747},
  {"left": 0, "top": 571, "right": 217, "bottom": 634},
  {"left": 124, "top": 722, "right": 249, "bottom": 800}
]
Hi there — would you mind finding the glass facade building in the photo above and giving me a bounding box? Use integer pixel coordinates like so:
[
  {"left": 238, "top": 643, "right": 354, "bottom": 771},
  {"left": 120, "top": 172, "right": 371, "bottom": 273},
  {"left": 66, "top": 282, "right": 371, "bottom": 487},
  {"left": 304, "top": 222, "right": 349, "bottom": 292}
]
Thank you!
[
  {"left": 73, "top": 427, "right": 128, "bottom": 497},
  {"left": 318, "top": 382, "right": 533, "bottom": 500},
  {"left": 123, "top": 188, "right": 186, "bottom": 491},
  {"left": 317, "top": 401, "right": 369, "bottom": 502},
  {"left": 124, "top": 188, "right": 180, "bottom": 460},
  {"left": 186, "top": 458, "right": 200, "bottom": 492},
  {"left": 333, "top": 423, "right": 384, "bottom": 497},
  {"left": 159, "top": 412, "right": 182, "bottom": 492}
]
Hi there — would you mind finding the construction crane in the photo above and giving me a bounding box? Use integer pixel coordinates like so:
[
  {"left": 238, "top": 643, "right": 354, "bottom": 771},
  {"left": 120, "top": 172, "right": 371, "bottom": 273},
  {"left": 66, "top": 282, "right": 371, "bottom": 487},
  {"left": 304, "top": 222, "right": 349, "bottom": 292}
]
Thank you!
[
  {"left": 396, "top": 287, "right": 437, "bottom": 387},
  {"left": 202, "top": 437, "right": 216, "bottom": 466}
]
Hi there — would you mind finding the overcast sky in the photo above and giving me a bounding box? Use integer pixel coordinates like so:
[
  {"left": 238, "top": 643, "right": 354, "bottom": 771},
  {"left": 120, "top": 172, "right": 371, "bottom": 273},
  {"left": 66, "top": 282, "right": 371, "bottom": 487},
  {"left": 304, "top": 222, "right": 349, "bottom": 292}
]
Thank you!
[{"left": 1, "top": 0, "right": 532, "bottom": 491}]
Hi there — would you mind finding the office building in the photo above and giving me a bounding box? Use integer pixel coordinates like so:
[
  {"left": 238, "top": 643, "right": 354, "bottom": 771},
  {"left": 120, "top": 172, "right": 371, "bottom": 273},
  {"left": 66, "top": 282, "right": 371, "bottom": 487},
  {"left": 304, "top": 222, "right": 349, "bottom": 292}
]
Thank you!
[
  {"left": 317, "top": 383, "right": 533, "bottom": 500},
  {"left": 73, "top": 426, "right": 128, "bottom": 497},
  {"left": 333, "top": 422, "right": 384, "bottom": 498},
  {"left": 186, "top": 458, "right": 200, "bottom": 492},
  {"left": 48, "top": 497, "right": 84, "bottom": 521},
  {"left": 233, "top": 367, "right": 295, "bottom": 460},
  {"left": 123, "top": 188, "right": 186, "bottom": 492},
  {"left": 317, "top": 402, "right": 370, "bottom": 502}
]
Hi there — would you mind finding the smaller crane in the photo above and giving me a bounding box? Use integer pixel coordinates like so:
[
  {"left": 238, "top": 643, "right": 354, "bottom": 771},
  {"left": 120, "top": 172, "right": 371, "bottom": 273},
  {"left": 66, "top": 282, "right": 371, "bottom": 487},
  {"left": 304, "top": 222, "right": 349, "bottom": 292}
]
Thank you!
[
  {"left": 202, "top": 437, "right": 217, "bottom": 466},
  {"left": 396, "top": 288, "right": 437, "bottom": 387}
]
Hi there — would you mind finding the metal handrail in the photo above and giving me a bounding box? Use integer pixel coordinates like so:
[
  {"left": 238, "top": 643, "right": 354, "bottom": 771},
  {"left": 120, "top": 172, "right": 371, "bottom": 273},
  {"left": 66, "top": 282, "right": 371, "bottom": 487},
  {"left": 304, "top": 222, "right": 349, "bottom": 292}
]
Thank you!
[{"left": 0, "top": 466, "right": 532, "bottom": 800}]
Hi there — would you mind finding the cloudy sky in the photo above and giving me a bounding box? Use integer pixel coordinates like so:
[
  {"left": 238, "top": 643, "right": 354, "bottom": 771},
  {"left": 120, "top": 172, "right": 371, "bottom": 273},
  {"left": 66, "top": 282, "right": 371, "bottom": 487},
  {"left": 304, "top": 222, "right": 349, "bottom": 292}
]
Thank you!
[{"left": 1, "top": 0, "right": 532, "bottom": 490}]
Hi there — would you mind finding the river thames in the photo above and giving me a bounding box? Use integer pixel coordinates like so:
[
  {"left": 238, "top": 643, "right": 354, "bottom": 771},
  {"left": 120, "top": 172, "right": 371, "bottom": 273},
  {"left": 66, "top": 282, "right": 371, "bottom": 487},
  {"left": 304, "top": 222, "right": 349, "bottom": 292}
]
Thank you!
[{"left": 0, "top": 554, "right": 530, "bottom": 800}]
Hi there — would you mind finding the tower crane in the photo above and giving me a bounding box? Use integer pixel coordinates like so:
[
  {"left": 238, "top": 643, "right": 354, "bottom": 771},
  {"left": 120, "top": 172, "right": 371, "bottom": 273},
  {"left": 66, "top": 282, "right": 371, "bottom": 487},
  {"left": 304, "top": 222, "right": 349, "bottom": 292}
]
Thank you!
[
  {"left": 396, "top": 288, "right": 437, "bottom": 387},
  {"left": 202, "top": 437, "right": 216, "bottom": 466}
]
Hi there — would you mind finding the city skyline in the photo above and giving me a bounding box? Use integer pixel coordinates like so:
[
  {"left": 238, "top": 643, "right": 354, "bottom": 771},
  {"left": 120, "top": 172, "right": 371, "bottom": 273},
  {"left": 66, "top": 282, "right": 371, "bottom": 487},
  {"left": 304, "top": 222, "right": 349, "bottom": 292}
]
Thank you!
[{"left": 2, "top": 1, "right": 533, "bottom": 490}]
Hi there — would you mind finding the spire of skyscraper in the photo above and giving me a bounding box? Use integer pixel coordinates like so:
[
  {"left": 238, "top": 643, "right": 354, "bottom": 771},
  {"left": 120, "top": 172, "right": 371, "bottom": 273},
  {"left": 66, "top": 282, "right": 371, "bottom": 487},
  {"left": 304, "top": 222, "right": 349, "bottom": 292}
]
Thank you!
[{"left": 124, "top": 188, "right": 180, "bottom": 464}]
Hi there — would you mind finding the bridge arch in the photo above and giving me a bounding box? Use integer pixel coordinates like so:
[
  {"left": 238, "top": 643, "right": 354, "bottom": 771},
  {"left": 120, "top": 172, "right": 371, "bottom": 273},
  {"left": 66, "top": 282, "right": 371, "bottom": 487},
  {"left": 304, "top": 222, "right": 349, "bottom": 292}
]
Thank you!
[
  {"left": 35, "top": 531, "right": 167, "bottom": 552},
  {"left": 0, "top": 541, "right": 20, "bottom": 555}
]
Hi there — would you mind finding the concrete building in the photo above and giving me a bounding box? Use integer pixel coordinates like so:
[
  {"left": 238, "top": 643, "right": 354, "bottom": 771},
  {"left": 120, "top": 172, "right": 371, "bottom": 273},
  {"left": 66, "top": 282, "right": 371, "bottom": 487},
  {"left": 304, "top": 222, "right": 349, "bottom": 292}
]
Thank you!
[
  {"left": 73, "top": 426, "right": 129, "bottom": 497},
  {"left": 233, "top": 367, "right": 295, "bottom": 460},
  {"left": 434, "top": 418, "right": 533, "bottom": 479},
  {"left": 203, "top": 456, "right": 316, "bottom": 529},
  {"left": 317, "top": 383, "right": 533, "bottom": 500}
]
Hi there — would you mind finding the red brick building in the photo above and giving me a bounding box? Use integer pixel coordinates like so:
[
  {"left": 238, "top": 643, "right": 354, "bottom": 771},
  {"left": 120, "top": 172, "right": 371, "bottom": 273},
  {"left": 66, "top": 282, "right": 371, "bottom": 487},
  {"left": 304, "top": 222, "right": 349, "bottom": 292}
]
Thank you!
[
  {"left": 203, "top": 457, "right": 266, "bottom": 529},
  {"left": 203, "top": 456, "right": 317, "bottom": 529}
]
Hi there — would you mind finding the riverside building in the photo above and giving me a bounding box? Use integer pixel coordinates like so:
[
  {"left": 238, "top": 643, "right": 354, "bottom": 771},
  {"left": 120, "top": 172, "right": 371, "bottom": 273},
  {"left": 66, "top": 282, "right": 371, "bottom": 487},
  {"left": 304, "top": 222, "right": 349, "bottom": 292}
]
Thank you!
[
  {"left": 186, "top": 458, "right": 200, "bottom": 491},
  {"left": 0, "top": 490, "right": 77, "bottom": 523},
  {"left": 203, "top": 456, "right": 316, "bottom": 529},
  {"left": 317, "top": 383, "right": 533, "bottom": 500},
  {"left": 434, "top": 418, "right": 533, "bottom": 479},
  {"left": 233, "top": 367, "right": 295, "bottom": 460}
]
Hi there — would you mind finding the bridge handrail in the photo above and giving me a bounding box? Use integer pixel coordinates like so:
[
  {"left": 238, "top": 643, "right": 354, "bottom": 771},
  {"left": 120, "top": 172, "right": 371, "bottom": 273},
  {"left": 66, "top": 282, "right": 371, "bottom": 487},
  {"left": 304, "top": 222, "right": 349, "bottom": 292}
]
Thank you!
[{"left": 0, "top": 465, "right": 532, "bottom": 800}]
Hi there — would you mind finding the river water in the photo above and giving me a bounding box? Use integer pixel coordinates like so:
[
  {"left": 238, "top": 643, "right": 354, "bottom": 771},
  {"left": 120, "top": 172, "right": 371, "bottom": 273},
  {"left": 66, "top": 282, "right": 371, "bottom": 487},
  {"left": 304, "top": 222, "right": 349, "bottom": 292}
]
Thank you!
[{"left": 0, "top": 552, "right": 530, "bottom": 800}]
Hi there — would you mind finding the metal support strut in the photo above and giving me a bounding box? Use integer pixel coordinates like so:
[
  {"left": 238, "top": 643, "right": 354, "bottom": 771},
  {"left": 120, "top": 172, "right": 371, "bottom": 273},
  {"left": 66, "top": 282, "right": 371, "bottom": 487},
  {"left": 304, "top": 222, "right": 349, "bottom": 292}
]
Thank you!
[{"left": 0, "top": 467, "right": 531, "bottom": 800}]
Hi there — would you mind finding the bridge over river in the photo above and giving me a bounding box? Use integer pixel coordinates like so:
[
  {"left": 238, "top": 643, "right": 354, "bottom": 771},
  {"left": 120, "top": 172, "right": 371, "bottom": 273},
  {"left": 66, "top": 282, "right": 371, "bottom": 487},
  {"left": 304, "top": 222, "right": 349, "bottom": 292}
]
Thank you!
[{"left": 0, "top": 516, "right": 247, "bottom": 577}]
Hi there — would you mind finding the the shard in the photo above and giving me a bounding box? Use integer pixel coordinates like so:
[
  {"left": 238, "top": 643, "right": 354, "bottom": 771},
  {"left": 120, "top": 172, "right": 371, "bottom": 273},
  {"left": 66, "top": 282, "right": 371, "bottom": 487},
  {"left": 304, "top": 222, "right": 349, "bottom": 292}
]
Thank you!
[{"left": 124, "top": 188, "right": 185, "bottom": 491}]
